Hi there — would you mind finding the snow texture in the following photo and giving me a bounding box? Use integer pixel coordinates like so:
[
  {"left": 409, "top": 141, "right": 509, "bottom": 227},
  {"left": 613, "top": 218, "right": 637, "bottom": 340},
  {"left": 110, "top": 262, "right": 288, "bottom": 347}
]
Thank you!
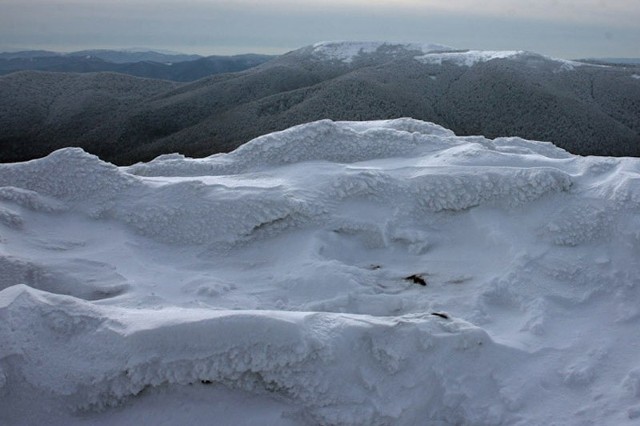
[{"left": 1, "top": 118, "right": 640, "bottom": 425}]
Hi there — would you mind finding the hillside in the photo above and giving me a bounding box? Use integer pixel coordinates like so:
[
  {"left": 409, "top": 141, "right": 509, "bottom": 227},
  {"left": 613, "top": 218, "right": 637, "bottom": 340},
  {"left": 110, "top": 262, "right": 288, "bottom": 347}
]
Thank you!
[
  {"left": 0, "top": 71, "right": 178, "bottom": 162},
  {"left": 1, "top": 42, "right": 639, "bottom": 164}
]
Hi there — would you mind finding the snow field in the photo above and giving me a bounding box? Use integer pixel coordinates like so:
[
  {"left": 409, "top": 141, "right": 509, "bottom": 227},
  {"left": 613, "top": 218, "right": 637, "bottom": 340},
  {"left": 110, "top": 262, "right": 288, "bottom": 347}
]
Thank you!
[
  {"left": 1, "top": 118, "right": 640, "bottom": 425},
  {"left": 306, "top": 41, "right": 584, "bottom": 70},
  {"left": 309, "top": 41, "right": 453, "bottom": 63}
]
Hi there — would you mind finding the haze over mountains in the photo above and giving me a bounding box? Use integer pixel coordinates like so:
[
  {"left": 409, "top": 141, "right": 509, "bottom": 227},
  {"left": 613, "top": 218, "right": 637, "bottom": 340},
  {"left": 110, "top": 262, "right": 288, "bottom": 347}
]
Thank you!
[
  {"left": 0, "top": 49, "right": 203, "bottom": 63},
  {"left": 0, "top": 49, "right": 274, "bottom": 82},
  {"left": 1, "top": 41, "right": 639, "bottom": 165}
]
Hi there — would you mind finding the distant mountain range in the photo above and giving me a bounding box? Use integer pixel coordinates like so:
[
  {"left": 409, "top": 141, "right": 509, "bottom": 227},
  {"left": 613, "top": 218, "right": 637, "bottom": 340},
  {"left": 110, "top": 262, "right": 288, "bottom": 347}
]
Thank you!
[
  {"left": 0, "top": 49, "right": 202, "bottom": 63},
  {"left": 578, "top": 57, "right": 640, "bottom": 66},
  {"left": 0, "top": 49, "right": 274, "bottom": 82},
  {"left": 1, "top": 42, "right": 639, "bottom": 164}
]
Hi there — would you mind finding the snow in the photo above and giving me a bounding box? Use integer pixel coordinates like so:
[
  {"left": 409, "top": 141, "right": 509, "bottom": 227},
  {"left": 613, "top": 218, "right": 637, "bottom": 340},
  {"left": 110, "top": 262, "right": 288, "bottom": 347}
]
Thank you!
[
  {"left": 2, "top": 118, "right": 640, "bottom": 425},
  {"left": 310, "top": 41, "right": 453, "bottom": 63},
  {"left": 414, "top": 50, "right": 523, "bottom": 67},
  {"left": 414, "top": 50, "right": 584, "bottom": 70}
]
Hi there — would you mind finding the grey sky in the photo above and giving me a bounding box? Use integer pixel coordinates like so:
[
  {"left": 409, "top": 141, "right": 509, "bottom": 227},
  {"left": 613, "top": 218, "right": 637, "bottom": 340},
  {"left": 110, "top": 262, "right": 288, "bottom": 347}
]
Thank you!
[{"left": 1, "top": 0, "right": 639, "bottom": 59}]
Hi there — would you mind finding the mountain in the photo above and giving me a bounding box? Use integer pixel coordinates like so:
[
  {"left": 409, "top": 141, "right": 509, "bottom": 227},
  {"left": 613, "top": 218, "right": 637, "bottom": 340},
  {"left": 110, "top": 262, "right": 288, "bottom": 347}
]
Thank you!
[
  {"left": 0, "top": 71, "right": 178, "bottom": 162},
  {"left": 68, "top": 49, "right": 202, "bottom": 64},
  {"left": 0, "top": 51, "right": 275, "bottom": 82},
  {"left": 0, "top": 49, "right": 202, "bottom": 63},
  {"left": 1, "top": 41, "right": 639, "bottom": 164},
  {"left": 578, "top": 57, "right": 640, "bottom": 66},
  {"left": 0, "top": 49, "right": 202, "bottom": 64},
  {"left": 2, "top": 119, "right": 640, "bottom": 425},
  {"left": 0, "top": 50, "right": 61, "bottom": 60}
]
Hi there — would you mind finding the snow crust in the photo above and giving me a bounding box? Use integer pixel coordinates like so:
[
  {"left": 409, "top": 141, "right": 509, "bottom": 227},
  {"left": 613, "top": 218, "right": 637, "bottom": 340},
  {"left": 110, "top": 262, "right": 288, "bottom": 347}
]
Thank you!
[
  {"left": 310, "top": 41, "right": 452, "bottom": 63},
  {"left": 2, "top": 118, "right": 640, "bottom": 425}
]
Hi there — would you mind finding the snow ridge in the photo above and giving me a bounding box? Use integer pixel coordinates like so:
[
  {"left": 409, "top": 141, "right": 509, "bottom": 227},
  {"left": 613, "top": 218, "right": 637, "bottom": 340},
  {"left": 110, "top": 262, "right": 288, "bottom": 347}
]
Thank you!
[
  {"left": 0, "top": 285, "right": 514, "bottom": 425},
  {"left": 0, "top": 120, "right": 573, "bottom": 246}
]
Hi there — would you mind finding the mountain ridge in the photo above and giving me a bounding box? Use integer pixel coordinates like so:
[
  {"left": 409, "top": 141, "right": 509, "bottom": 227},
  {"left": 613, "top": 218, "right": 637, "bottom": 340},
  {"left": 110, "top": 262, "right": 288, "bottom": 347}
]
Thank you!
[
  {"left": 1, "top": 41, "right": 639, "bottom": 164},
  {"left": 0, "top": 48, "right": 202, "bottom": 63},
  {"left": 0, "top": 50, "right": 275, "bottom": 82}
]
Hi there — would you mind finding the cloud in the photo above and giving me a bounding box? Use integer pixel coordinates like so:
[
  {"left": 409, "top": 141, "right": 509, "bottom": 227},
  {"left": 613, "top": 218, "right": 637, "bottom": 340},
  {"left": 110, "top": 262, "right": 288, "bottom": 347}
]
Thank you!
[
  {"left": 180, "top": 0, "right": 640, "bottom": 27},
  {"left": 1, "top": 0, "right": 638, "bottom": 57},
  {"left": 3, "top": 0, "right": 638, "bottom": 26}
]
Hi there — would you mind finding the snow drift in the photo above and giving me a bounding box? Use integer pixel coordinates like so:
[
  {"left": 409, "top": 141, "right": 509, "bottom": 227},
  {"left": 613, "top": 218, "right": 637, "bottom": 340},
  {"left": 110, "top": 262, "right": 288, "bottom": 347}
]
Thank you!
[{"left": 1, "top": 119, "right": 640, "bottom": 425}]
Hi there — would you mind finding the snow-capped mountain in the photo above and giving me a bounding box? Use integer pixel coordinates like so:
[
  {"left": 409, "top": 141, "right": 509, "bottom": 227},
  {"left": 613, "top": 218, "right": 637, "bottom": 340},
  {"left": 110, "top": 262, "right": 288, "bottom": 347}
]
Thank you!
[
  {"left": 1, "top": 41, "right": 639, "bottom": 165},
  {"left": 303, "top": 41, "right": 453, "bottom": 63}
]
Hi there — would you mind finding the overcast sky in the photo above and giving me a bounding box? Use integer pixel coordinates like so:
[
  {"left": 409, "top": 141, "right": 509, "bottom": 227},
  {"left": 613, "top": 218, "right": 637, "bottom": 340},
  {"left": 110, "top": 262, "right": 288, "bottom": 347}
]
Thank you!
[{"left": 1, "top": 0, "right": 639, "bottom": 59}]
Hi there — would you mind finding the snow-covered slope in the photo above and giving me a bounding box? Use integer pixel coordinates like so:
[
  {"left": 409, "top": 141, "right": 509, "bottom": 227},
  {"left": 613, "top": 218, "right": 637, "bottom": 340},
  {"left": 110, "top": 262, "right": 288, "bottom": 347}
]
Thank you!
[
  {"left": 412, "top": 49, "right": 586, "bottom": 70},
  {"left": 302, "top": 41, "right": 583, "bottom": 71},
  {"left": 1, "top": 119, "right": 640, "bottom": 425},
  {"left": 308, "top": 41, "right": 452, "bottom": 63}
]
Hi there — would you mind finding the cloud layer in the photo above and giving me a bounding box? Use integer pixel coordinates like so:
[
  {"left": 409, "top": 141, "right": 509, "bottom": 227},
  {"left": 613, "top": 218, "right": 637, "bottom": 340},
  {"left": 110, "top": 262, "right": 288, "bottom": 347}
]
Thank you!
[{"left": 1, "top": 0, "right": 638, "bottom": 58}]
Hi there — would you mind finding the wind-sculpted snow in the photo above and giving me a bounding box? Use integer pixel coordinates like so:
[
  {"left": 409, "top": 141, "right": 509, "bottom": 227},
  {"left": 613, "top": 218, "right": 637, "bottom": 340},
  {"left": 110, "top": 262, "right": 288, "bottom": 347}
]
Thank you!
[
  {"left": 1, "top": 119, "right": 574, "bottom": 246},
  {"left": 0, "top": 148, "right": 138, "bottom": 202},
  {"left": 0, "top": 285, "right": 517, "bottom": 425},
  {"left": 126, "top": 118, "right": 570, "bottom": 178},
  {"left": 1, "top": 119, "right": 640, "bottom": 425},
  {"left": 127, "top": 119, "right": 457, "bottom": 176}
]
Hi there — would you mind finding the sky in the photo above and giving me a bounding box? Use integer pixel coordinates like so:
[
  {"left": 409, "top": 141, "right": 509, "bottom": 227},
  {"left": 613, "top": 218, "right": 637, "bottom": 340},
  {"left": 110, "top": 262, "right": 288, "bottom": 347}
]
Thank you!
[{"left": 1, "top": 0, "right": 639, "bottom": 59}]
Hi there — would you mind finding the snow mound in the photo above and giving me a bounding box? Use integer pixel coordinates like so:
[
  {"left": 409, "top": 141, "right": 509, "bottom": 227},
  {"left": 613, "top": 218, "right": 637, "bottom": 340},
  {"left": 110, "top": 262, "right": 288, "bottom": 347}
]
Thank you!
[
  {"left": 0, "top": 284, "right": 517, "bottom": 425},
  {"left": 0, "top": 256, "right": 129, "bottom": 300},
  {"left": 0, "top": 187, "right": 67, "bottom": 213},
  {"left": 310, "top": 41, "right": 453, "bottom": 63},
  {"left": 0, "top": 118, "right": 558, "bottom": 246},
  {"left": 127, "top": 118, "right": 565, "bottom": 177},
  {"left": 0, "top": 148, "right": 138, "bottom": 202}
]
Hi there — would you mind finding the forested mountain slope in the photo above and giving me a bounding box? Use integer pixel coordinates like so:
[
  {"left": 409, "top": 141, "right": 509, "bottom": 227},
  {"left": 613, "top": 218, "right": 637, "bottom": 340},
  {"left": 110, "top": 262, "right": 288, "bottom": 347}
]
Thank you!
[
  {"left": 1, "top": 42, "right": 639, "bottom": 164},
  {"left": 0, "top": 53, "right": 274, "bottom": 82}
]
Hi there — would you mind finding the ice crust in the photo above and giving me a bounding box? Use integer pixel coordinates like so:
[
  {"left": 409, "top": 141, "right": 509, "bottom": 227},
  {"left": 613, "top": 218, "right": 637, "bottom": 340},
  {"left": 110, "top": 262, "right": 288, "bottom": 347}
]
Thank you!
[
  {"left": 1, "top": 285, "right": 511, "bottom": 425},
  {"left": 1, "top": 119, "right": 573, "bottom": 245},
  {"left": 1, "top": 118, "right": 640, "bottom": 425}
]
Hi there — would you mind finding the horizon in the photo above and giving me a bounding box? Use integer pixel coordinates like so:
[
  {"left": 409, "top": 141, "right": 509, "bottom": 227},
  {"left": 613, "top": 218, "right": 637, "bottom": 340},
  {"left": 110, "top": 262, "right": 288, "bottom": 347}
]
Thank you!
[
  {"left": 1, "top": 40, "right": 640, "bottom": 62},
  {"left": 1, "top": 1, "right": 639, "bottom": 60}
]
